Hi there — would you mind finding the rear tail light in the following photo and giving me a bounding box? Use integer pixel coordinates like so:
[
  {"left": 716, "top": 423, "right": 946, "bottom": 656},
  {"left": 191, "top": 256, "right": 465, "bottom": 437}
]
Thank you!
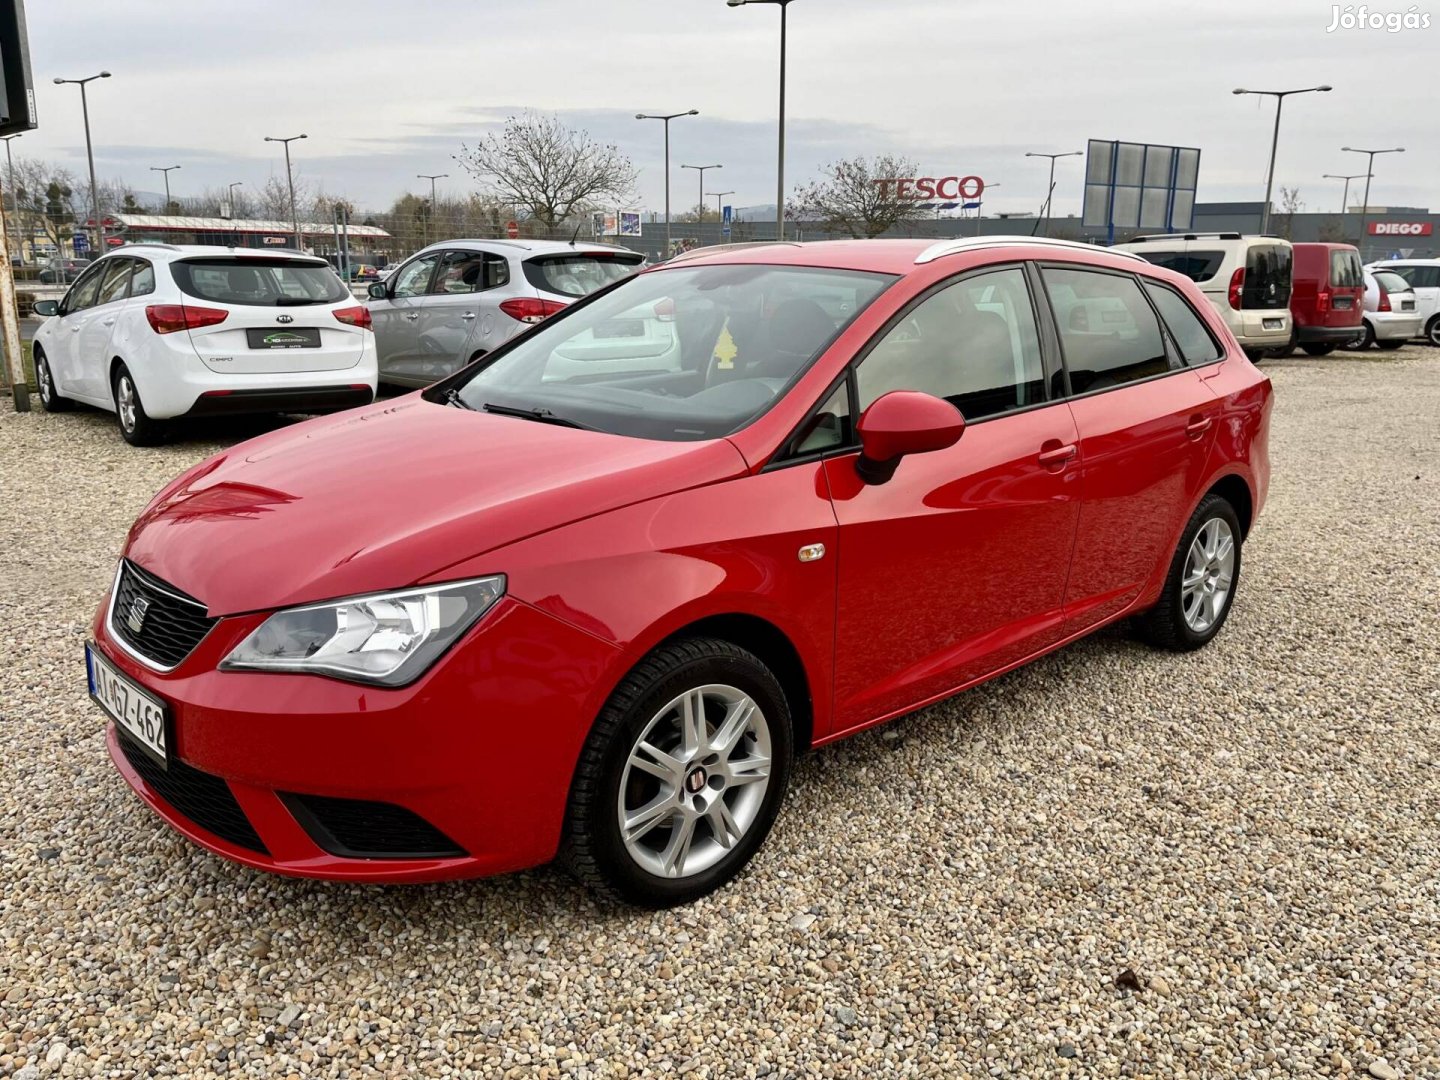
[
  {"left": 333, "top": 305, "right": 372, "bottom": 330},
  {"left": 1317, "top": 289, "right": 1331, "bottom": 313},
  {"left": 499, "top": 298, "right": 568, "bottom": 325},
  {"left": 1227, "top": 267, "right": 1245, "bottom": 310},
  {"left": 1377, "top": 288, "right": 1391, "bottom": 312},
  {"left": 145, "top": 304, "right": 229, "bottom": 335}
]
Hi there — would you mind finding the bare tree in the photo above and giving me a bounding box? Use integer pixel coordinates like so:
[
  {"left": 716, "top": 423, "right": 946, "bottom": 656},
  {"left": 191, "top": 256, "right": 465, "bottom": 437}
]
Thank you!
[
  {"left": 1275, "top": 186, "right": 1304, "bottom": 238},
  {"left": 790, "top": 154, "right": 929, "bottom": 239},
  {"left": 8, "top": 157, "right": 83, "bottom": 254},
  {"left": 457, "top": 111, "right": 637, "bottom": 232},
  {"left": 256, "top": 174, "right": 317, "bottom": 222}
]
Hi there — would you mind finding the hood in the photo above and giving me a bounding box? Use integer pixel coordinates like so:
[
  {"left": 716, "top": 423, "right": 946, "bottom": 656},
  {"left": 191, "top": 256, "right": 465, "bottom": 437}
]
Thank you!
[{"left": 124, "top": 396, "right": 747, "bottom": 616}]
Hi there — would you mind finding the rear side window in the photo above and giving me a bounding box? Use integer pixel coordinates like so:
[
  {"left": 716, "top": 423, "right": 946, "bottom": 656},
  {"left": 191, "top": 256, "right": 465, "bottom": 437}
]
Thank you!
[
  {"left": 1243, "top": 244, "right": 1292, "bottom": 309},
  {"left": 1392, "top": 265, "right": 1439, "bottom": 289},
  {"left": 524, "top": 253, "right": 643, "bottom": 298},
  {"left": 1134, "top": 249, "right": 1225, "bottom": 283},
  {"left": 1043, "top": 267, "right": 1171, "bottom": 393},
  {"left": 131, "top": 260, "right": 156, "bottom": 297},
  {"left": 171, "top": 258, "right": 349, "bottom": 306},
  {"left": 1144, "top": 281, "right": 1224, "bottom": 365},
  {"left": 431, "top": 250, "right": 510, "bottom": 294},
  {"left": 1330, "top": 249, "right": 1363, "bottom": 288},
  {"left": 95, "top": 259, "right": 134, "bottom": 306}
]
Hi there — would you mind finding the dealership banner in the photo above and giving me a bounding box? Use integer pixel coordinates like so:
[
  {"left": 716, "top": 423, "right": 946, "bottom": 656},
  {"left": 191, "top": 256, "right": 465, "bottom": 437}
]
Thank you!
[{"left": 1368, "top": 222, "right": 1433, "bottom": 236}]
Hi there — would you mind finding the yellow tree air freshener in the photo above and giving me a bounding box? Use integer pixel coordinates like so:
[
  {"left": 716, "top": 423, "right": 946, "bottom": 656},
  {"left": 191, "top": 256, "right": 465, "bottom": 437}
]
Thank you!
[{"left": 713, "top": 321, "right": 738, "bottom": 370}]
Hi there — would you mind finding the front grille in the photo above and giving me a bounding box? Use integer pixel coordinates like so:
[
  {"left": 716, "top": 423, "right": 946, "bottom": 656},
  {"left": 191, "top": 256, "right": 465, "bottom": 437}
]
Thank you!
[
  {"left": 281, "top": 793, "right": 466, "bottom": 860},
  {"left": 110, "top": 561, "right": 217, "bottom": 669},
  {"left": 117, "top": 730, "right": 268, "bottom": 854}
]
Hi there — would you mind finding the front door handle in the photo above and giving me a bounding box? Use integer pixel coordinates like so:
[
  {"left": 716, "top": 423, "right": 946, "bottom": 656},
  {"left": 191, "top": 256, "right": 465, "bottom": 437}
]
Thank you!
[
  {"left": 460, "top": 312, "right": 476, "bottom": 320},
  {"left": 404, "top": 312, "right": 420, "bottom": 322},
  {"left": 1037, "top": 443, "right": 1077, "bottom": 467},
  {"left": 103, "top": 318, "right": 116, "bottom": 326},
  {"left": 1186, "top": 415, "right": 1213, "bottom": 439}
]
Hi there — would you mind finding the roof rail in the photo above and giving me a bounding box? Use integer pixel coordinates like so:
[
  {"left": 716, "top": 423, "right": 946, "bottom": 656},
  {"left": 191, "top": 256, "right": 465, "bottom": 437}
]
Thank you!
[
  {"left": 110, "top": 241, "right": 183, "bottom": 252},
  {"left": 666, "top": 241, "right": 803, "bottom": 265},
  {"left": 1124, "top": 232, "right": 1244, "bottom": 242},
  {"left": 915, "top": 235, "right": 1146, "bottom": 265}
]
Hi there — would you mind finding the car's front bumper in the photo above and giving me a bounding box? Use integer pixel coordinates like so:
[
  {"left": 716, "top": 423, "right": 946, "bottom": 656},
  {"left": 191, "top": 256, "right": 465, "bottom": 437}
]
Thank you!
[{"left": 91, "top": 589, "right": 621, "bottom": 882}]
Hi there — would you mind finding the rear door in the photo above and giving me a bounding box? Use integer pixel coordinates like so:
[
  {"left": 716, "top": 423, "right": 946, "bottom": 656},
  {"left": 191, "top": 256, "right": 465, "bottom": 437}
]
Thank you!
[
  {"left": 370, "top": 253, "right": 439, "bottom": 384},
  {"left": 413, "top": 249, "right": 511, "bottom": 381},
  {"left": 171, "top": 257, "right": 367, "bottom": 374},
  {"left": 1323, "top": 248, "right": 1365, "bottom": 330}
]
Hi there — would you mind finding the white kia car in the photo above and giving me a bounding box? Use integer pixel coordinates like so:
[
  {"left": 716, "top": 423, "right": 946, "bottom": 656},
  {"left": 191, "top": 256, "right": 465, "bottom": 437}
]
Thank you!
[{"left": 31, "top": 245, "right": 377, "bottom": 445}]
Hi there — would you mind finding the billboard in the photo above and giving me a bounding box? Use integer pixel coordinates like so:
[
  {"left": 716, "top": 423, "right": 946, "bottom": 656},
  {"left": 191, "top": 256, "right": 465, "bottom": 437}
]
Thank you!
[
  {"left": 593, "top": 210, "right": 642, "bottom": 238},
  {"left": 1083, "top": 140, "right": 1200, "bottom": 237}
]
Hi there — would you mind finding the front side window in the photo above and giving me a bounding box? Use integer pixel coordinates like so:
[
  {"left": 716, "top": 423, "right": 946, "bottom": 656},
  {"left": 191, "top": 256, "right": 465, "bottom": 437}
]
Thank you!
[
  {"left": 1143, "top": 281, "right": 1223, "bottom": 365},
  {"left": 171, "top": 258, "right": 349, "bottom": 306},
  {"left": 1134, "top": 249, "right": 1225, "bottom": 283},
  {"left": 1044, "top": 267, "right": 1171, "bottom": 393},
  {"left": 95, "top": 258, "right": 133, "bottom": 306},
  {"left": 61, "top": 263, "right": 106, "bottom": 314},
  {"left": 452, "top": 263, "right": 893, "bottom": 441},
  {"left": 390, "top": 255, "right": 438, "bottom": 298},
  {"left": 787, "top": 382, "right": 852, "bottom": 457},
  {"left": 857, "top": 266, "right": 1046, "bottom": 420}
]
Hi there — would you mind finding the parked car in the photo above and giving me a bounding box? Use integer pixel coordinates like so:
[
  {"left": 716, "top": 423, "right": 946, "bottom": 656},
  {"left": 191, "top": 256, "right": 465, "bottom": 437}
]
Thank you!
[
  {"left": 1343, "top": 268, "right": 1423, "bottom": 350},
  {"left": 88, "top": 236, "right": 1271, "bottom": 906},
  {"left": 351, "top": 263, "right": 379, "bottom": 281},
  {"left": 1279, "top": 242, "right": 1365, "bottom": 357},
  {"left": 1367, "top": 259, "right": 1440, "bottom": 346},
  {"left": 375, "top": 262, "right": 400, "bottom": 281},
  {"left": 1111, "top": 232, "right": 1292, "bottom": 358},
  {"left": 367, "top": 239, "right": 645, "bottom": 387},
  {"left": 31, "top": 244, "right": 377, "bottom": 445},
  {"left": 38, "top": 258, "right": 88, "bottom": 285}
]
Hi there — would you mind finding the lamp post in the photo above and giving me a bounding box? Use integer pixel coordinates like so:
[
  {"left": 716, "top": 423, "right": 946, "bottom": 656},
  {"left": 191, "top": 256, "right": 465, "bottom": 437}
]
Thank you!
[
  {"left": 227, "top": 180, "right": 244, "bottom": 219},
  {"left": 726, "top": 0, "right": 794, "bottom": 240},
  {"left": 417, "top": 173, "right": 447, "bottom": 246},
  {"left": 264, "top": 133, "right": 307, "bottom": 250},
  {"left": 1341, "top": 145, "right": 1404, "bottom": 249},
  {"left": 635, "top": 109, "right": 699, "bottom": 256},
  {"left": 1, "top": 134, "right": 20, "bottom": 245},
  {"left": 1024, "top": 151, "right": 1081, "bottom": 236},
  {"left": 1322, "top": 172, "right": 1370, "bottom": 213},
  {"left": 681, "top": 164, "right": 721, "bottom": 228},
  {"left": 1232, "top": 85, "right": 1333, "bottom": 233},
  {"left": 709, "top": 190, "right": 735, "bottom": 234},
  {"left": 52, "top": 71, "right": 112, "bottom": 255},
  {"left": 150, "top": 165, "right": 180, "bottom": 214}
]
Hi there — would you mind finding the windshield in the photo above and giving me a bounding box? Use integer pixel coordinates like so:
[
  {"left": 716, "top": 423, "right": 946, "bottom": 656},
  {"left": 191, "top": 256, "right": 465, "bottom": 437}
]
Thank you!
[
  {"left": 523, "top": 252, "right": 644, "bottom": 298},
  {"left": 451, "top": 263, "right": 894, "bottom": 441},
  {"left": 171, "top": 257, "right": 349, "bottom": 306},
  {"left": 1374, "top": 271, "right": 1411, "bottom": 295}
]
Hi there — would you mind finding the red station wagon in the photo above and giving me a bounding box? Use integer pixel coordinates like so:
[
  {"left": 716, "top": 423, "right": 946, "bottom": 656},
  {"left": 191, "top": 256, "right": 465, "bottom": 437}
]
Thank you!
[
  {"left": 1285, "top": 242, "right": 1365, "bottom": 356},
  {"left": 88, "top": 237, "right": 1272, "bottom": 906}
]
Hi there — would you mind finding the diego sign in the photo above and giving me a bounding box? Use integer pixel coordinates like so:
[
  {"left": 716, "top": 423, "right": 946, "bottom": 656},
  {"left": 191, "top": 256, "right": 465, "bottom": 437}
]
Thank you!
[
  {"left": 1368, "top": 221, "right": 1433, "bottom": 236},
  {"left": 875, "top": 175, "right": 986, "bottom": 201}
]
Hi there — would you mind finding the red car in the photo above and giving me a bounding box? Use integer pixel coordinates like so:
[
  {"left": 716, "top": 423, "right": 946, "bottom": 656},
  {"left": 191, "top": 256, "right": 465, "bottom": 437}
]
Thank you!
[
  {"left": 1286, "top": 242, "right": 1365, "bottom": 356},
  {"left": 88, "top": 237, "right": 1272, "bottom": 906}
]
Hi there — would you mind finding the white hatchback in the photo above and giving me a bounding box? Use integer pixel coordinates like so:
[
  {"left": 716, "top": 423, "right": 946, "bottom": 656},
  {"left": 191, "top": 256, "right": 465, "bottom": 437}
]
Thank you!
[{"left": 32, "top": 244, "right": 377, "bottom": 445}]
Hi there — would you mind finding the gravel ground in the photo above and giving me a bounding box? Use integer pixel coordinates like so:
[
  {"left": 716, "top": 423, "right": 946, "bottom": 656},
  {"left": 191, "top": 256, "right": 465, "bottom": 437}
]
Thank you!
[{"left": 2, "top": 346, "right": 1438, "bottom": 1079}]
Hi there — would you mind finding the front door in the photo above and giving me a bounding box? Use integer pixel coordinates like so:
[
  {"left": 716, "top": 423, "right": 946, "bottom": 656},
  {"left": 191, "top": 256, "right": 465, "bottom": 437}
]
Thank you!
[
  {"left": 48, "top": 261, "right": 109, "bottom": 402},
  {"left": 370, "top": 253, "right": 439, "bottom": 384},
  {"left": 827, "top": 265, "right": 1082, "bottom": 735},
  {"left": 75, "top": 258, "right": 135, "bottom": 401}
]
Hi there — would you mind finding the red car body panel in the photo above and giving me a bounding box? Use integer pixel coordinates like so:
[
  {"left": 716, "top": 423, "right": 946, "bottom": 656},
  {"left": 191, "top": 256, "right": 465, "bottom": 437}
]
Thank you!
[{"left": 91, "top": 239, "right": 1273, "bottom": 882}]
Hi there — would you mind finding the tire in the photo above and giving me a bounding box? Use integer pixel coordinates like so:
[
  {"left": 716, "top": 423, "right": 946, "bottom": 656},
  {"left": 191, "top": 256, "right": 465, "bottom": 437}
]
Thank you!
[
  {"left": 1375, "top": 339, "right": 1406, "bottom": 351},
  {"left": 1134, "top": 493, "right": 1243, "bottom": 652},
  {"left": 1341, "top": 323, "right": 1374, "bottom": 351},
  {"left": 1427, "top": 317, "right": 1440, "bottom": 348},
  {"left": 1302, "top": 343, "right": 1336, "bottom": 357},
  {"left": 33, "top": 349, "right": 73, "bottom": 412},
  {"left": 112, "top": 363, "right": 167, "bottom": 447},
  {"left": 561, "top": 637, "right": 794, "bottom": 907}
]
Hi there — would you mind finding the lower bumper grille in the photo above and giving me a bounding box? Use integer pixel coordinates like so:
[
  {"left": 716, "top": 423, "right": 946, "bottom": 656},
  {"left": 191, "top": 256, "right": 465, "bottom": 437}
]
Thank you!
[
  {"left": 281, "top": 793, "right": 465, "bottom": 860},
  {"left": 117, "top": 730, "right": 268, "bottom": 855}
]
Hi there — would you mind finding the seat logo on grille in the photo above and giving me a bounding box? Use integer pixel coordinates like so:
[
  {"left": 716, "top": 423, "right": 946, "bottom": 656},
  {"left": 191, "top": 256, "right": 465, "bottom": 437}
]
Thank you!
[{"left": 126, "top": 595, "right": 151, "bottom": 634}]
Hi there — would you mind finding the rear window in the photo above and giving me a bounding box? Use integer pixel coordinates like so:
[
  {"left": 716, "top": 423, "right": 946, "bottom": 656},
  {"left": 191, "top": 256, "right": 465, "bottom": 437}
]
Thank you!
[
  {"left": 1243, "top": 244, "right": 1292, "bottom": 309},
  {"left": 1133, "top": 249, "right": 1226, "bottom": 283},
  {"left": 1374, "top": 271, "right": 1411, "bottom": 295},
  {"left": 1330, "top": 250, "right": 1363, "bottom": 288},
  {"left": 523, "top": 253, "right": 643, "bottom": 298},
  {"left": 170, "top": 257, "right": 349, "bottom": 306}
]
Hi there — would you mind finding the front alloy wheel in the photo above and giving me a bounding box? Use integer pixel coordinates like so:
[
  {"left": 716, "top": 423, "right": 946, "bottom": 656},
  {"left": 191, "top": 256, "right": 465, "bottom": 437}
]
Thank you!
[{"left": 35, "top": 351, "right": 72, "bottom": 412}]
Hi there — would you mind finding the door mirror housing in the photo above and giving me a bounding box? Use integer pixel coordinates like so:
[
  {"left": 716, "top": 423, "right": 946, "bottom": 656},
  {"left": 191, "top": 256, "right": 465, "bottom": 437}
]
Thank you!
[
  {"left": 32, "top": 299, "right": 59, "bottom": 317},
  {"left": 367, "top": 282, "right": 388, "bottom": 301},
  {"left": 855, "top": 390, "right": 965, "bottom": 484}
]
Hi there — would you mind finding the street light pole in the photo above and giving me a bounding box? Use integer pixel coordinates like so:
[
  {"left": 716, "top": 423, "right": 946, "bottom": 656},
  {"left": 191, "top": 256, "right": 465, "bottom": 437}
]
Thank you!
[
  {"left": 1232, "top": 85, "right": 1333, "bottom": 233},
  {"left": 681, "top": 164, "right": 721, "bottom": 227},
  {"left": 417, "top": 173, "right": 448, "bottom": 247},
  {"left": 53, "top": 72, "right": 112, "bottom": 255},
  {"left": 150, "top": 165, "right": 180, "bottom": 214},
  {"left": 1341, "top": 146, "right": 1404, "bottom": 251},
  {"left": 1322, "top": 172, "right": 1370, "bottom": 213},
  {"left": 727, "top": 0, "right": 794, "bottom": 240},
  {"left": 635, "top": 110, "right": 699, "bottom": 256},
  {"left": 709, "top": 190, "right": 735, "bottom": 229},
  {"left": 1024, "top": 151, "right": 1081, "bottom": 237},
  {"left": 1, "top": 134, "right": 20, "bottom": 238},
  {"left": 264, "top": 133, "right": 308, "bottom": 251}
]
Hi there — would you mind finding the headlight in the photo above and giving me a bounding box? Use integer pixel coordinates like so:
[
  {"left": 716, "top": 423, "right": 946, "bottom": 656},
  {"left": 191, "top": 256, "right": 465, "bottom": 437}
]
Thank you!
[{"left": 220, "top": 575, "right": 505, "bottom": 687}]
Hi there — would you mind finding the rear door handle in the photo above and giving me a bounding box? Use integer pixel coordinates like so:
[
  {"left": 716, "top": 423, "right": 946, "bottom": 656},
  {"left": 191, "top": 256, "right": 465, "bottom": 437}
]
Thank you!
[
  {"left": 1186, "top": 415, "right": 1213, "bottom": 438},
  {"left": 460, "top": 313, "right": 476, "bottom": 320},
  {"left": 1037, "top": 443, "right": 1077, "bottom": 467},
  {"left": 103, "top": 318, "right": 116, "bottom": 326},
  {"left": 404, "top": 313, "right": 420, "bottom": 322}
]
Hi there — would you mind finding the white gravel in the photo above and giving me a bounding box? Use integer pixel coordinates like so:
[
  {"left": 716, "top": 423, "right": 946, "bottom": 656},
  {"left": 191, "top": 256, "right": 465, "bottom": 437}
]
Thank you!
[{"left": 2, "top": 346, "right": 1438, "bottom": 1078}]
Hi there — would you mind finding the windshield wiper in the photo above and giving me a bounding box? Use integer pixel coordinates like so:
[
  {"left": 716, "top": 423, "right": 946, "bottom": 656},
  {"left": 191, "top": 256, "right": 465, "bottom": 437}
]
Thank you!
[
  {"left": 481, "top": 402, "right": 593, "bottom": 430},
  {"left": 443, "top": 388, "right": 475, "bottom": 411}
]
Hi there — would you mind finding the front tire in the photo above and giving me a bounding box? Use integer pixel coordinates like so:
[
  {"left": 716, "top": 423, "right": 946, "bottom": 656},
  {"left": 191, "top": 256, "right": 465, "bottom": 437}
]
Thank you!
[
  {"left": 1342, "top": 323, "right": 1374, "bottom": 351},
  {"left": 34, "top": 349, "right": 73, "bottom": 412},
  {"left": 1426, "top": 317, "right": 1440, "bottom": 348},
  {"left": 561, "top": 638, "right": 793, "bottom": 907},
  {"left": 1135, "top": 493, "right": 1242, "bottom": 652},
  {"left": 112, "top": 364, "right": 167, "bottom": 447}
]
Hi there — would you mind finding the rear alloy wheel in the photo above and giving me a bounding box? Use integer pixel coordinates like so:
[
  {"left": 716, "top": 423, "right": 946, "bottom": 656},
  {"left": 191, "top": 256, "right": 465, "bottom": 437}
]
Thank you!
[
  {"left": 1135, "top": 493, "right": 1242, "bottom": 652},
  {"left": 1342, "top": 322, "right": 1374, "bottom": 351},
  {"left": 1302, "top": 343, "right": 1336, "bottom": 357},
  {"left": 113, "top": 364, "right": 167, "bottom": 447},
  {"left": 562, "top": 638, "right": 793, "bottom": 907},
  {"left": 34, "top": 350, "right": 73, "bottom": 412},
  {"left": 1427, "top": 317, "right": 1440, "bottom": 347}
]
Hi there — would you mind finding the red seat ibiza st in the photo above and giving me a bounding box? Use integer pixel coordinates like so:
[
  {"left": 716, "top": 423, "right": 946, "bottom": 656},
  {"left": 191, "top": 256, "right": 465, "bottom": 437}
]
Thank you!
[{"left": 88, "top": 238, "right": 1272, "bottom": 906}]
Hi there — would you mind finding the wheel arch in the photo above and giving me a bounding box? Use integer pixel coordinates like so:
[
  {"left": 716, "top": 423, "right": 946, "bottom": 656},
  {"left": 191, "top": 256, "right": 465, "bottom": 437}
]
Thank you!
[{"left": 1206, "top": 472, "right": 1254, "bottom": 539}]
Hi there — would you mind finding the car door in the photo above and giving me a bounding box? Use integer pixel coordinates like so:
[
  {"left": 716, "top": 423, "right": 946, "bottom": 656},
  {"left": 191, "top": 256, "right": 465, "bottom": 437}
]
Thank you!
[
  {"left": 75, "top": 258, "right": 136, "bottom": 401},
  {"left": 415, "top": 249, "right": 509, "bottom": 382},
  {"left": 369, "top": 253, "right": 439, "bottom": 384},
  {"left": 1038, "top": 264, "right": 1221, "bottom": 635},
  {"left": 823, "top": 264, "right": 1082, "bottom": 734},
  {"left": 48, "top": 261, "right": 108, "bottom": 400}
]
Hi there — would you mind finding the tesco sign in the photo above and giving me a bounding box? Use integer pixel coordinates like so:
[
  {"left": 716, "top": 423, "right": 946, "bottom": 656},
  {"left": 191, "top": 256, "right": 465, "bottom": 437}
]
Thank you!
[
  {"left": 1368, "top": 221, "right": 1433, "bottom": 237},
  {"left": 875, "top": 175, "right": 986, "bottom": 201}
]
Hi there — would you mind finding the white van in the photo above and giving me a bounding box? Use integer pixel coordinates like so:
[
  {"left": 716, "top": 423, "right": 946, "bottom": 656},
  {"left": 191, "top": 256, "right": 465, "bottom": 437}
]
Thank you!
[
  {"left": 1112, "top": 233, "right": 1293, "bottom": 356},
  {"left": 1366, "top": 260, "right": 1440, "bottom": 346}
]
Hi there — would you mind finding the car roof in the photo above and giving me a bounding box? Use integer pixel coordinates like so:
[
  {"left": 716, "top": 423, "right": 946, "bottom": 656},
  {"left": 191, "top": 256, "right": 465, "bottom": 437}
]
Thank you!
[
  {"left": 414, "top": 239, "right": 641, "bottom": 258},
  {"left": 659, "top": 237, "right": 1146, "bottom": 275},
  {"left": 101, "top": 243, "right": 328, "bottom": 263}
]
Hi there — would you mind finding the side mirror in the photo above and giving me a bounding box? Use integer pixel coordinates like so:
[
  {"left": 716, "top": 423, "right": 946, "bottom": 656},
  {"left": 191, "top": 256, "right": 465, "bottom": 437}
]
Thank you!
[
  {"left": 32, "top": 299, "right": 59, "bottom": 317},
  {"left": 855, "top": 390, "right": 965, "bottom": 484},
  {"left": 367, "top": 282, "right": 388, "bottom": 301}
]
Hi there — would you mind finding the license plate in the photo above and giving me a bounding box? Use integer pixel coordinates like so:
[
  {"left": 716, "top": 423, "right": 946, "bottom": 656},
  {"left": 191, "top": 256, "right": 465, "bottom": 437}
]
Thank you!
[
  {"left": 1263, "top": 318, "right": 1283, "bottom": 330},
  {"left": 87, "top": 644, "right": 169, "bottom": 766},
  {"left": 1402, "top": 300, "right": 1414, "bottom": 311},
  {"left": 246, "top": 327, "right": 321, "bottom": 349},
  {"left": 1333, "top": 297, "right": 1354, "bottom": 310}
]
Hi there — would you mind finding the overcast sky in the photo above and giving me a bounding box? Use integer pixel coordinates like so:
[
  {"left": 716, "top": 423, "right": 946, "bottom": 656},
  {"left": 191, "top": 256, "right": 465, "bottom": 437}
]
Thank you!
[{"left": 16, "top": 0, "right": 1436, "bottom": 220}]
